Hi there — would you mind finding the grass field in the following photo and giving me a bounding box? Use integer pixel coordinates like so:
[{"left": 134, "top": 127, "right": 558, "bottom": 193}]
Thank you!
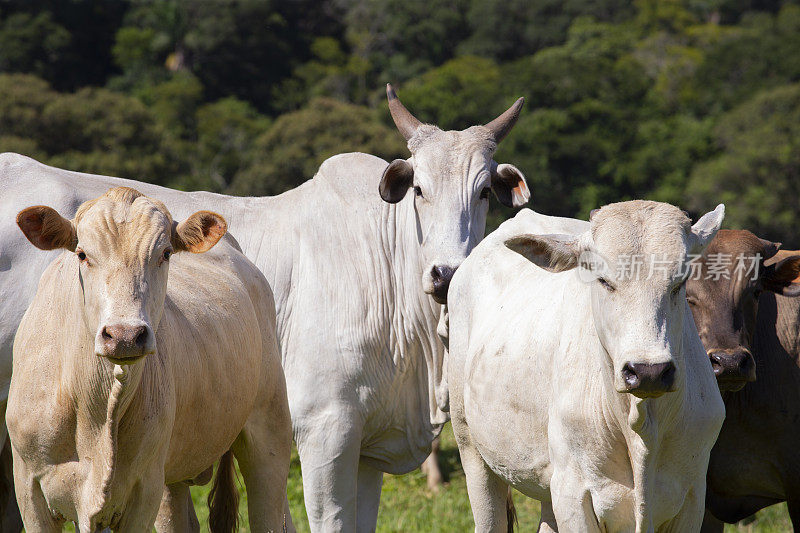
[{"left": 187, "top": 423, "right": 792, "bottom": 532}]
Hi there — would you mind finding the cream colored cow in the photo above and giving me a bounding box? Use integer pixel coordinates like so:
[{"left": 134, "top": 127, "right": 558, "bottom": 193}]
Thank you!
[
  {"left": 448, "top": 201, "right": 727, "bottom": 532},
  {"left": 8, "top": 187, "right": 291, "bottom": 532}
]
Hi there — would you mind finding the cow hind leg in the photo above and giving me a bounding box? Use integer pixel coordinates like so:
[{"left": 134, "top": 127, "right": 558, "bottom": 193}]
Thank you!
[
  {"left": 231, "top": 397, "right": 293, "bottom": 533},
  {"left": 355, "top": 460, "right": 383, "bottom": 532},
  {"left": 421, "top": 437, "right": 443, "bottom": 492},
  {"left": 154, "top": 482, "right": 199, "bottom": 533}
]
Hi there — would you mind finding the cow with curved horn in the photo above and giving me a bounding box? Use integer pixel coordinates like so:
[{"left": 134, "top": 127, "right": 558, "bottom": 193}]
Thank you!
[{"left": 0, "top": 84, "right": 528, "bottom": 531}]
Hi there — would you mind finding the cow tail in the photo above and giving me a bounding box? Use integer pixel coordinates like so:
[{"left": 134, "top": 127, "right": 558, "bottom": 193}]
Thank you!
[
  {"left": 209, "top": 450, "right": 239, "bottom": 533},
  {"left": 506, "top": 485, "right": 517, "bottom": 533}
]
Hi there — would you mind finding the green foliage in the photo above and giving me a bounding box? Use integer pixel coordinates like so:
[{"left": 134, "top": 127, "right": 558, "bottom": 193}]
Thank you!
[
  {"left": 0, "top": 10, "right": 70, "bottom": 79},
  {"left": 2, "top": 0, "right": 800, "bottom": 248},
  {"left": 230, "top": 98, "right": 406, "bottom": 196},
  {"left": 687, "top": 83, "right": 800, "bottom": 244}
]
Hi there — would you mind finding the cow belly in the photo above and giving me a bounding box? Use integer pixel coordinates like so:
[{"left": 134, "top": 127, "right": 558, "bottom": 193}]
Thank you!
[{"left": 463, "top": 355, "right": 552, "bottom": 501}]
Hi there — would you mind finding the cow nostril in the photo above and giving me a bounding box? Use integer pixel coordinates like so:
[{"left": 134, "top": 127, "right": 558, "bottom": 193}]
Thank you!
[
  {"left": 660, "top": 362, "right": 676, "bottom": 387},
  {"left": 431, "top": 266, "right": 455, "bottom": 283},
  {"left": 622, "top": 362, "right": 639, "bottom": 386},
  {"left": 101, "top": 327, "right": 113, "bottom": 340},
  {"left": 134, "top": 326, "right": 149, "bottom": 348}
]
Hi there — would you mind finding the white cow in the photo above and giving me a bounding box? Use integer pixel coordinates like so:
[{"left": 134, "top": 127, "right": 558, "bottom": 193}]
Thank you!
[
  {"left": 447, "top": 201, "right": 727, "bottom": 532},
  {"left": 8, "top": 187, "right": 291, "bottom": 531},
  {"left": 0, "top": 86, "right": 529, "bottom": 531}
]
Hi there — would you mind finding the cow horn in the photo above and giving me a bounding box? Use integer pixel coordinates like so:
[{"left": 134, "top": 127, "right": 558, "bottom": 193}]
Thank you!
[
  {"left": 387, "top": 84, "right": 422, "bottom": 140},
  {"left": 485, "top": 97, "right": 524, "bottom": 143}
]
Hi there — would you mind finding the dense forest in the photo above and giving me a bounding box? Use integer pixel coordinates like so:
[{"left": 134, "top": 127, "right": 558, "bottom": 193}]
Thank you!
[{"left": 1, "top": 0, "right": 799, "bottom": 244}]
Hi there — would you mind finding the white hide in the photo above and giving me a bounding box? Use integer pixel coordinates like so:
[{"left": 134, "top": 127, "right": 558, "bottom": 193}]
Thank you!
[
  {"left": 447, "top": 201, "right": 726, "bottom": 532},
  {"left": 0, "top": 140, "right": 525, "bottom": 531}
]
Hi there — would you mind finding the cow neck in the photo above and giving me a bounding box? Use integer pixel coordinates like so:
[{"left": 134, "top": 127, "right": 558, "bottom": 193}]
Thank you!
[
  {"left": 73, "top": 343, "right": 146, "bottom": 508},
  {"left": 389, "top": 196, "right": 448, "bottom": 423}
]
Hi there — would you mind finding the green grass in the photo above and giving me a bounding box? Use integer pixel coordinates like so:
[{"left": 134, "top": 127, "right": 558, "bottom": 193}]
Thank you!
[{"left": 186, "top": 423, "right": 792, "bottom": 532}]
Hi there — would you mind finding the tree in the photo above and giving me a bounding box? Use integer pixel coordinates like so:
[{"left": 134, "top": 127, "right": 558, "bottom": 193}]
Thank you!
[
  {"left": 230, "top": 98, "right": 405, "bottom": 196},
  {"left": 686, "top": 83, "right": 800, "bottom": 246}
]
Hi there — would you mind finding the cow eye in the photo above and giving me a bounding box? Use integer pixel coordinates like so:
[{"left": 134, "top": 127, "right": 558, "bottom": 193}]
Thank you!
[
  {"left": 480, "top": 187, "right": 491, "bottom": 200},
  {"left": 413, "top": 186, "right": 423, "bottom": 198},
  {"left": 597, "top": 277, "right": 615, "bottom": 292},
  {"left": 76, "top": 249, "right": 87, "bottom": 262},
  {"left": 162, "top": 248, "right": 172, "bottom": 262}
]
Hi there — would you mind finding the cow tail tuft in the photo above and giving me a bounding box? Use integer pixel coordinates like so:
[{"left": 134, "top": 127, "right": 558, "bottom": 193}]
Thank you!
[
  {"left": 209, "top": 450, "right": 239, "bottom": 533},
  {"left": 506, "top": 485, "right": 517, "bottom": 533}
]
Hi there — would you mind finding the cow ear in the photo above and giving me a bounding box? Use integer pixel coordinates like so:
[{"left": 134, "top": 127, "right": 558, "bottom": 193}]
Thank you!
[
  {"left": 689, "top": 204, "right": 725, "bottom": 256},
  {"left": 763, "top": 255, "right": 800, "bottom": 297},
  {"left": 379, "top": 159, "right": 414, "bottom": 203},
  {"left": 17, "top": 206, "right": 77, "bottom": 251},
  {"left": 758, "top": 238, "right": 781, "bottom": 261},
  {"left": 491, "top": 163, "right": 530, "bottom": 208},
  {"left": 504, "top": 233, "right": 579, "bottom": 273},
  {"left": 172, "top": 211, "right": 227, "bottom": 253}
]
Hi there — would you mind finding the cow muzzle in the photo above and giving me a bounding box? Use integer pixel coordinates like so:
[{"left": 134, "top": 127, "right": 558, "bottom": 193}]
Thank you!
[
  {"left": 95, "top": 322, "right": 155, "bottom": 364},
  {"left": 621, "top": 361, "right": 677, "bottom": 398},
  {"left": 429, "top": 265, "right": 456, "bottom": 304},
  {"left": 709, "top": 348, "right": 756, "bottom": 391}
]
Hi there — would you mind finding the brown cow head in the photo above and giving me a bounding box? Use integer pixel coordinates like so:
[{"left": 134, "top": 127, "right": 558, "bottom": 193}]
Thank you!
[{"left": 686, "top": 229, "right": 800, "bottom": 391}]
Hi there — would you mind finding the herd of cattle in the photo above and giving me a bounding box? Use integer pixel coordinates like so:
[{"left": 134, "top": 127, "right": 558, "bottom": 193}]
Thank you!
[{"left": 0, "top": 84, "right": 799, "bottom": 532}]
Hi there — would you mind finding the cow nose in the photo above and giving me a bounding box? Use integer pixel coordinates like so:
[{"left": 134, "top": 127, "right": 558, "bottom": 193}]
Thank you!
[
  {"left": 430, "top": 265, "right": 456, "bottom": 304},
  {"left": 622, "top": 361, "right": 676, "bottom": 398},
  {"left": 99, "top": 323, "right": 152, "bottom": 362},
  {"left": 709, "top": 349, "right": 756, "bottom": 390}
]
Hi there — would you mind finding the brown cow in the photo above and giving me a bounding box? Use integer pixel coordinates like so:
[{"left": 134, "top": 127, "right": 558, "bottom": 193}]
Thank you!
[{"left": 684, "top": 229, "right": 800, "bottom": 530}]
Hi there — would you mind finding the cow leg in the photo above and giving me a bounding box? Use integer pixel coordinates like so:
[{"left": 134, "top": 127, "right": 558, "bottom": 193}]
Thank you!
[
  {"left": 549, "top": 469, "right": 602, "bottom": 532},
  {"left": 786, "top": 497, "right": 800, "bottom": 530},
  {"left": 421, "top": 437, "right": 443, "bottom": 492},
  {"left": 154, "top": 482, "right": 198, "bottom": 533},
  {"left": 452, "top": 419, "right": 508, "bottom": 533},
  {"left": 662, "top": 488, "right": 706, "bottom": 532},
  {"left": 355, "top": 460, "right": 383, "bottom": 532},
  {"left": 538, "top": 501, "right": 558, "bottom": 532},
  {"left": 232, "top": 392, "right": 293, "bottom": 533},
  {"left": 295, "top": 416, "right": 361, "bottom": 533},
  {"left": 699, "top": 510, "right": 725, "bottom": 533},
  {"left": 13, "top": 477, "right": 60, "bottom": 533}
]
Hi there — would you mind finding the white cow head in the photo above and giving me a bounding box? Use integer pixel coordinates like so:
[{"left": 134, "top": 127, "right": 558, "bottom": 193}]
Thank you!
[
  {"left": 505, "top": 201, "right": 725, "bottom": 398},
  {"left": 17, "top": 187, "right": 226, "bottom": 364},
  {"left": 380, "top": 84, "right": 530, "bottom": 304}
]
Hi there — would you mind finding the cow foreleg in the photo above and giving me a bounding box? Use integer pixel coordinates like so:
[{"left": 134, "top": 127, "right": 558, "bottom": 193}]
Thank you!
[
  {"left": 296, "top": 419, "right": 361, "bottom": 533},
  {"left": 537, "top": 501, "right": 558, "bottom": 532},
  {"left": 549, "top": 469, "right": 602, "bottom": 533},
  {"left": 786, "top": 497, "right": 800, "bottom": 530},
  {"left": 355, "top": 460, "right": 383, "bottom": 532},
  {"left": 453, "top": 424, "right": 508, "bottom": 532},
  {"left": 0, "top": 434, "right": 21, "bottom": 533}
]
